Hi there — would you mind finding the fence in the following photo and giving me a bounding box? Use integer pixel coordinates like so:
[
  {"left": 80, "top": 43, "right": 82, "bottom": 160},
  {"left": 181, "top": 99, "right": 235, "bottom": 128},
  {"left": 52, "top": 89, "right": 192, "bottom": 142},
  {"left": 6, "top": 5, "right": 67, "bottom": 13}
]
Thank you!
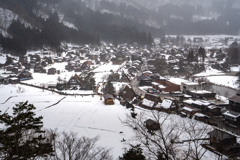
[{"left": 19, "top": 82, "right": 98, "bottom": 96}]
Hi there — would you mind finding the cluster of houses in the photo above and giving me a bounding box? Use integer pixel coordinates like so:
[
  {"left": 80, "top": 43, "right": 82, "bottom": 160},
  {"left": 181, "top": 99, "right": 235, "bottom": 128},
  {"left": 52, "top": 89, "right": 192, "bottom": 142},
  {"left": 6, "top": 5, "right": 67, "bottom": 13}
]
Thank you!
[
  {"left": 111, "top": 56, "right": 240, "bottom": 157},
  {"left": 0, "top": 40, "right": 239, "bottom": 157}
]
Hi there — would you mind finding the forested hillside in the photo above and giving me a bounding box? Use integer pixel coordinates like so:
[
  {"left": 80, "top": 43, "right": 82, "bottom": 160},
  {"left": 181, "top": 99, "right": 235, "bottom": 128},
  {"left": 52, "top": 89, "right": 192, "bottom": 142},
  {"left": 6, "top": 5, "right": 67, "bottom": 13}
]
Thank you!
[{"left": 0, "top": 0, "right": 160, "bottom": 55}]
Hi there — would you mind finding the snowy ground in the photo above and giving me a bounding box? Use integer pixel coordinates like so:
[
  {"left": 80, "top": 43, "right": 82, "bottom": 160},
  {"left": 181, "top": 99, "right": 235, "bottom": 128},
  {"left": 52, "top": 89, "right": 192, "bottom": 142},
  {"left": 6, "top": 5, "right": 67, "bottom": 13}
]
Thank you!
[
  {"left": 193, "top": 66, "right": 239, "bottom": 90},
  {"left": 194, "top": 67, "right": 224, "bottom": 77},
  {"left": 230, "top": 66, "right": 240, "bottom": 72},
  {"left": 0, "top": 84, "right": 230, "bottom": 159},
  {"left": 207, "top": 76, "right": 239, "bottom": 89},
  {"left": 0, "top": 84, "right": 134, "bottom": 159}
]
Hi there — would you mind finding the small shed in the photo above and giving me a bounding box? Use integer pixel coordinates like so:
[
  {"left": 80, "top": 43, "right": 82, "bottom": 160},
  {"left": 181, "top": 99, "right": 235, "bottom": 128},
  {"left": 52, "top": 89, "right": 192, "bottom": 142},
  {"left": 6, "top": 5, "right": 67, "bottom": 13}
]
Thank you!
[
  {"left": 144, "top": 119, "right": 160, "bottom": 131},
  {"left": 208, "top": 129, "right": 240, "bottom": 154},
  {"left": 104, "top": 94, "right": 114, "bottom": 105},
  {"left": 9, "top": 77, "right": 19, "bottom": 84},
  {"left": 48, "top": 68, "right": 56, "bottom": 75},
  {"left": 193, "top": 113, "right": 209, "bottom": 123}
]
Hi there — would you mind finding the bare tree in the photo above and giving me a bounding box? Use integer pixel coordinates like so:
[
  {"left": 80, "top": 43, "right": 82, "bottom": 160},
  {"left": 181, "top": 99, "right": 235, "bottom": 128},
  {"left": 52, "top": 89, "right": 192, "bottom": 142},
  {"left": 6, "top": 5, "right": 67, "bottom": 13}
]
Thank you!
[
  {"left": 45, "top": 129, "right": 113, "bottom": 160},
  {"left": 122, "top": 111, "right": 213, "bottom": 160},
  {"left": 182, "top": 118, "right": 212, "bottom": 160},
  {"left": 16, "top": 86, "right": 25, "bottom": 93},
  {"left": 122, "top": 112, "right": 186, "bottom": 160}
]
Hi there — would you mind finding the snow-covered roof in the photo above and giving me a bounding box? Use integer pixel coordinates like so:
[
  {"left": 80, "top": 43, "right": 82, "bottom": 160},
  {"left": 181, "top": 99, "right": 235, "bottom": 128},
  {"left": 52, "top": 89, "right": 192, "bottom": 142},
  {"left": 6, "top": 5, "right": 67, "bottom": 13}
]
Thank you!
[
  {"left": 223, "top": 110, "right": 240, "bottom": 118},
  {"left": 183, "top": 99, "right": 194, "bottom": 104},
  {"left": 194, "top": 113, "right": 205, "bottom": 117},
  {"left": 207, "top": 105, "right": 218, "bottom": 109},
  {"left": 183, "top": 94, "right": 192, "bottom": 98},
  {"left": 161, "top": 99, "right": 173, "bottom": 109},
  {"left": 152, "top": 82, "right": 159, "bottom": 85},
  {"left": 142, "top": 99, "right": 154, "bottom": 107},
  {"left": 182, "top": 82, "right": 199, "bottom": 85},
  {"left": 143, "top": 71, "right": 152, "bottom": 74},
  {"left": 158, "top": 85, "right": 166, "bottom": 89},
  {"left": 194, "top": 113, "right": 209, "bottom": 118},
  {"left": 190, "top": 90, "right": 212, "bottom": 94},
  {"left": 182, "top": 106, "right": 194, "bottom": 112}
]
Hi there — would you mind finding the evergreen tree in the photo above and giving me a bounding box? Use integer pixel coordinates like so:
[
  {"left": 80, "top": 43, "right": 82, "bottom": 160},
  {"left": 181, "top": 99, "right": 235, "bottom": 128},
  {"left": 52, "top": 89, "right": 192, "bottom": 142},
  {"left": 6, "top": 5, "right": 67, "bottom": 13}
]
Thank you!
[
  {"left": 147, "top": 33, "right": 154, "bottom": 45},
  {"left": 187, "top": 50, "right": 194, "bottom": 61},
  {"left": 119, "top": 144, "right": 145, "bottom": 160},
  {"left": 4, "top": 56, "right": 13, "bottom": 66},
  {"left": 104, "top": 80, "right": 116, "bottom": 95},
  {"left": 198, "top": 47, "right": 206, "bottom": 63},
  {"left": 0, "top": 101, "right": 54, "bottom": 159}
]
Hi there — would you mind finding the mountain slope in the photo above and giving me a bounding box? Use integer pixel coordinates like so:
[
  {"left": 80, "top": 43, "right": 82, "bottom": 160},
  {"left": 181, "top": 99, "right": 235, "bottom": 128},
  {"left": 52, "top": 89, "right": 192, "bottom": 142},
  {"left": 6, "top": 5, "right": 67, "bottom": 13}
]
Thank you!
[{"left": 0, "top": 0, "right": 161, "bottom": 55}]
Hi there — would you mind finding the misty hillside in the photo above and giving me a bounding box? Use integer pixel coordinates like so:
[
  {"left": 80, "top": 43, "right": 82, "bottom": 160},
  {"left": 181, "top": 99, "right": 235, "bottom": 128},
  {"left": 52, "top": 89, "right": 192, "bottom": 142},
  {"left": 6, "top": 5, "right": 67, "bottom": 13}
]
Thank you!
[
  {"left": 0, "top": 0, "right": 160, "bottom": 55},
  {"left": 83, "top": 0, "right": 240, "bottom": 35},
  {"left": 0, "top": 0, "right": 240, "bottom": 55}
]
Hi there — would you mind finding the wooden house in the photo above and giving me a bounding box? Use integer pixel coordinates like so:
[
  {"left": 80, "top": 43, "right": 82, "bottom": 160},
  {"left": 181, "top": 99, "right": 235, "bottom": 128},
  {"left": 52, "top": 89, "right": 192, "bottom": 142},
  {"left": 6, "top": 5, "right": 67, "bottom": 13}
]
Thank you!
[
  {"left": 81, "top": 61, "right": 91, "bottom": 71},
  {"left": 120, "top": 73, "right": 131, "bottom": 83},
  {"left": 41, "top": 61, "right": 48, "bottom": 67},
  {"left": 144, "top": 93, "right": 162, "bottom": 103},
  {"left": 6, "top": 65, "right": 13, "bottom": 71},
  {"left": 193, "top": 113, "right": 209, "bottom": 123},
  {"left": 122, "top": 85, "right": 136, "bottom": 102},
  {"left": 222, "top": 110, "right": 240, "bottom": 128},
  {"left": 181, "top": 106, "right": 201, "bottom": 118},
  {"left": 144, "top": 119, "right": 160, "bottom": 131},
  {"left": 67, "top": 74, "right": 82, "bottom": 89},
  {"left": 22, "top": 62, "right": 31, "bottom": 70},
  {"left": 207, "top": 105, "right": 222, "bottom": 117},
  {"left": 9, "top": 77, "right": 19, "bottom": 84},
  {"left": 18, "top": 71, "right": 33, "bottom": 81},
  {"left": 150, "top": 73, "right": 160, "bottom": 81},
  {"left": 108, "top": 73, "right": 120, "bottom": 82},
  {"left": 155, "top": 98, "right": 177, "bottom": 112},
  {"left": 187, "top": 90, "right": 216, "bottom": 100},
  {"left": 155, "top": 79, "right": 180, "bottom": 92},
  {"left": 137, "top": 75, "right": 152, "bottom": 86},
  {"left": 34, "top": 65, "right": 46, "bottom": 73},
  {"left": 104, "top": 94, "right": 114, "bottom": 105},
  {"left": 11, "top": 67, "right": 19, "bottom": 74},
  {"left": 183, "top": 99, "right": 211, "bottom": 114},
  {"left": 229, "top": 94, "right": 240, "bottom": 112},
  {"left": 142, "top": 70, "right": 152, "bottom": 77},
  {"left": 180, "top": 81, "right": 199, "bottom": 94},
  {"left": 141, "top": 93, "right": 162, "bottom": 108},
  {"left": 47, "top": 68, "right": 56, "bottom": 75},
  {"left": 208, "top": 129, "right": 240, "bottom": 154},
  {"left": 128, "top": 66, "right": 138, "bottom": 73}
]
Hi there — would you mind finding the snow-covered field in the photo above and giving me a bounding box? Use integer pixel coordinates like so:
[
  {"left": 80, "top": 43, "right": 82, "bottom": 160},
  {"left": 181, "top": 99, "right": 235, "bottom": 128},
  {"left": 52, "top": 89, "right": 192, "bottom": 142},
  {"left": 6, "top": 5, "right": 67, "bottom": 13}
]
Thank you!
[
  {"left": 0, "top": 84, "right": 134, "bottom": 159},
  {"left": 207, "top": 76, "right": 239, "bottom": 89},
  {"left": 194, "top": 67, "right": 224, "bottom": 77},
  {"left": 193, "top": 66, "right": 239, "bottom": 90},
  {"left": 0, "top": 84, "right": 230, "bottom": 159}
]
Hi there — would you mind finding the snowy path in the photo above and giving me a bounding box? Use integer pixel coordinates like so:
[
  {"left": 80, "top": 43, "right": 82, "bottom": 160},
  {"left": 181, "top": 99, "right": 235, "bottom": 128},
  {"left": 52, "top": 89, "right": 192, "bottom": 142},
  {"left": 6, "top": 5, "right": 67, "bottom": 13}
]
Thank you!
[
  {"left": 0, "top": 96, "right": 17, "bottom": 104},
  {"left": 40, "top": 97, "right": 66, "bottom": 111}
]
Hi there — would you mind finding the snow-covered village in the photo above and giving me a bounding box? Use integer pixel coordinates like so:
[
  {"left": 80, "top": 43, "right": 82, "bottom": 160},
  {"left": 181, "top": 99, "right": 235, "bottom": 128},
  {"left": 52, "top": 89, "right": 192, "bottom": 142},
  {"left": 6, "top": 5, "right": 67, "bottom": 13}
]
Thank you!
[
  {"left": 1, "top": 0, "right": 240, "bottom": 160},
  {"left": 0, "top": 34, "right": 240, "bottom": 159}
]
